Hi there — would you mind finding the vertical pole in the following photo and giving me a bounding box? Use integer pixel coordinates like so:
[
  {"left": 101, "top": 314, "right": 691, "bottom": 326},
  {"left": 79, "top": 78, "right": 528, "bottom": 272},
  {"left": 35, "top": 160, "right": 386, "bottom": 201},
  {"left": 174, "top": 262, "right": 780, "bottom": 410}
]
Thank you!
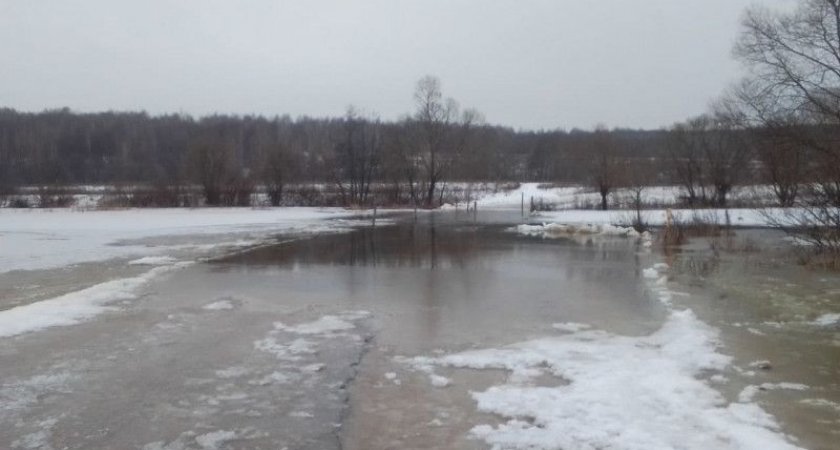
[
  {"left": 373, "top": 206, "right": 377, "bottom": 227},
  {"left": 473, "top": 201, "right": 477, "bottom": 223},
  {"left": 521, "top": 192, "right": 525, "bottom": 218}
]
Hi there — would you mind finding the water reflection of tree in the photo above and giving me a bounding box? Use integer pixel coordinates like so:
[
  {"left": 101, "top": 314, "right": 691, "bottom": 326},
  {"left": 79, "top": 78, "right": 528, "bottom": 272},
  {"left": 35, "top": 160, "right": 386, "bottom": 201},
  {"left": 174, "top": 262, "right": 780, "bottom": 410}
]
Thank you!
[{"left": 216, "top": 225, "right": 483, "bottom": 269}]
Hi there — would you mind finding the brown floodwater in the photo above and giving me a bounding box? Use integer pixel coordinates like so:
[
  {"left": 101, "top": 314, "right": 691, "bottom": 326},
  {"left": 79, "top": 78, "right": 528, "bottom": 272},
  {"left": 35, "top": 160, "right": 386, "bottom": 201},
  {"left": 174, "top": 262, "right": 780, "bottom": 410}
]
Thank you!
[
  {"left": 665, "top": 230, "right": 840, "bottom": 450},
  {"left": 2, "top": 211, "right": 838, "bottom": 449}
]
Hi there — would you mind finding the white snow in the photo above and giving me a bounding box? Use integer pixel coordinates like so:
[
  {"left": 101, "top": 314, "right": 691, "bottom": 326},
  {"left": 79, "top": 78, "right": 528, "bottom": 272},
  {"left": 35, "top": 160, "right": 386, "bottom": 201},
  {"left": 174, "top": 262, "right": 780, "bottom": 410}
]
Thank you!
[
  {"left": 642, "top": 267, "right": 660, "bottom": 279},
  {"left": 203, "top": 300, "right": 235, "bottom": 311},
  {"left": 0, "top": 263, "right": 190, "bottom": 338},
  {"left": 128, "top": 256, "right": 178, "bottom": 266},
  {"left": 194, "top": 430, "right": 237, "bottom": 450},
  {"left": 811, "top": 313, "right": 840, "bottom": 327},
  {"left": 472, "top": 183, "right": 775, "bottom": 211},
  {"left": 403, "top": 261, "right": 804, "bottom": 450},
  {"left": 254, "top": 336, "right": 317, "bottom": 361},
  {"left": 214, "top": 366, "right": 250, "bottom": 379},
  {"left": 429, "top": 374, "right": 452, "bottom": 387},
  {"left": 738, "top": 383, "right": 809, "bottom": 403},
  {"left": 274, "top": 314, "right": 358, "bottom": 335},
  {"left": 551, "top": 322, "right": 591, "bottom": 333},
  {"left": 424, "top": 309, "right": 801, "bottom": 449},
  {"left": 515, "top": 223, "right": 640, "bottom": 239},
  {"left": 0, "top": 207, "right": 368, "bottom": 273}
]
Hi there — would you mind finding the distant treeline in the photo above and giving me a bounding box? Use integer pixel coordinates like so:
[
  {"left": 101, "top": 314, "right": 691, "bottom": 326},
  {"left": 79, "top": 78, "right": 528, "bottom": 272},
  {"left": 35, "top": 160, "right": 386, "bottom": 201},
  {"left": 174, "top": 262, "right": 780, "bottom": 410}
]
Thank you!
[
  {"left": 0, "top": 73, "right": 827, "bottom": 211},
  {"left": 0, "top": 102, "right": 674, "bottom": 205}
]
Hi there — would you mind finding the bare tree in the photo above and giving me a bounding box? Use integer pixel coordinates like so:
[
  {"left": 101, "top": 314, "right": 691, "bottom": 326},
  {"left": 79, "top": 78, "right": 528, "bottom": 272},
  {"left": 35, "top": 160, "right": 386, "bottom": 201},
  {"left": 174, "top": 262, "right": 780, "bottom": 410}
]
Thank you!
[
  {"left": 669, "top": 122, "right": 709, "bottom": 206},
  {"left": 726, "top": 80, "right": 806, "bottom": 206},
  {"left": 187, "top": 135, "right": 236, "bottom": 206},
  {"left": 412, "top": 76, "right": 477, "bottom": 207},
  {"left": 670, "top": 114, "right": 749, "bottom": 207},
  {"left": 332, "top": 108, "right": 382, "bottom": 207},
  {"left": 589, "top": 126, "right": 621, "bottom": 210},
  {"left": 734, "top": 0, "right": 840, "bottom": 252},
  {"left": 260, "top": 141, "right": 292, "bottom": 206}
]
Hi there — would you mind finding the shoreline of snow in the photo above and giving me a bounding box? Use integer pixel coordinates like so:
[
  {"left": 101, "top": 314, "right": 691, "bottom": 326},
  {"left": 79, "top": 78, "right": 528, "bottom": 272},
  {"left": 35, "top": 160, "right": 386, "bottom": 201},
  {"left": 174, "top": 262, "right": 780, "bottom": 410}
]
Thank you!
[
  {"left": 402, "top": 260, "right": 804, "bottom": 449},
  {"left": 0, "top": 262, "right": 192, "bottom": 338},
  {"left": 530, "top": 208, "right": 789, "bottom": 229},
  {"left": 0, "top": 207, "right": 379, "bottom": 274}
]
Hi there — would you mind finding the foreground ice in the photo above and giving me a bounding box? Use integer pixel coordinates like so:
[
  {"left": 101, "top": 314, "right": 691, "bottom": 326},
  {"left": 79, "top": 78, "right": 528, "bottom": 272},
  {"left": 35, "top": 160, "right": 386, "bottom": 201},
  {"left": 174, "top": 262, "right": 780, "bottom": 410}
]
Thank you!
[
  {"left": 403, "top": 262, "right": 804, "bottom": 450},
  {"left": 410, "top": 309, "right": 801, "bottom": 450},
  {"left": 0, "top": 262, "right": 191, "bottom": 337}
]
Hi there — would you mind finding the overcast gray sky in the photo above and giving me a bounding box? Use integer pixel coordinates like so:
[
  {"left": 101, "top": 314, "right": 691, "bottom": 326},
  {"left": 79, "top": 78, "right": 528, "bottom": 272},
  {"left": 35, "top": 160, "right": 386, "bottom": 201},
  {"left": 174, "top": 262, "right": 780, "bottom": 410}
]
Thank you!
[{"left": 0, "top": 0, "right": 796, "bottom": 130}]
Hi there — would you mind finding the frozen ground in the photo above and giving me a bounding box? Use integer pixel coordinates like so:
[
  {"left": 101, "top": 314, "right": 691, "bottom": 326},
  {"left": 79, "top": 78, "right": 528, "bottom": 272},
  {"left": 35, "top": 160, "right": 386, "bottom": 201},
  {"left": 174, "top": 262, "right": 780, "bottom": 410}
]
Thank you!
[
  {"left": 0, "top": 207, "right": 384, "bottom": 339},
  {"left": 468, "top": 182, "right": 774, "bottom": 210},
  {"left": 0, "top": 207, "right": 374, "bottom": 274}
]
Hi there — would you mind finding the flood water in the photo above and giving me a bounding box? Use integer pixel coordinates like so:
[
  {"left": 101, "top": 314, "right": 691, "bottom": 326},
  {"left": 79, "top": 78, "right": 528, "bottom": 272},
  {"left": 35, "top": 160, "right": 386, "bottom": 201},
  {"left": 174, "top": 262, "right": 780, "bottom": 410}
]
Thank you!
[
  {"left": 666, "top": 231, "right": 840, "bottom": 449},
  {"left": 207, "top": 215, "right": 665, "bottom": 448},
  {"left": 1, "top": 212, "right": 838, "bottom": 449}
]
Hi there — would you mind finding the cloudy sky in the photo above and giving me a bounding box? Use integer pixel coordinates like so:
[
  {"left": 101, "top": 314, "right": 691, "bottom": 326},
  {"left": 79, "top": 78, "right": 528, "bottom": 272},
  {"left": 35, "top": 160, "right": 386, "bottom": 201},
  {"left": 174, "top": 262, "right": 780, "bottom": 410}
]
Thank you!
[{"left": 0, "top": 0, "right": 796, "bottom": 130}]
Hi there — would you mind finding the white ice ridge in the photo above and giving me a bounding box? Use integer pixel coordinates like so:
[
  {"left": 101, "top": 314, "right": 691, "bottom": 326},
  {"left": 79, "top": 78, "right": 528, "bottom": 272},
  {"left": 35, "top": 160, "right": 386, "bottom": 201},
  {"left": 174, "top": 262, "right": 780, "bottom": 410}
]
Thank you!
[
  {"left": 515, "top": 223, "right": 641, "bottom": 238},
  {"left": 0, "top": 262, "right": 190, "bottom": 338},
  {"left": 420, "top": 309, "right": 801, "bottom": 450},
  {"left": 273, "top": 311, "right": 371, "bottom": 335},
  {"left": 404, "top": 261, "right": 803, "bottom": 449},
  {"left": 811, "top": 313, "right": 840, "bottom": 327}
]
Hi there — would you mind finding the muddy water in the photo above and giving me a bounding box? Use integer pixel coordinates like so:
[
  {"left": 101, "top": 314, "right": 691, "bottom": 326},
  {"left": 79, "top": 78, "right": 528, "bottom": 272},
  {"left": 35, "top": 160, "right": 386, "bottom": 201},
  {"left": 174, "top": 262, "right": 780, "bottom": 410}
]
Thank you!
[
  {"left": 207, "top": 216, "right": 664, "bottom": 448},
  {"left": 6, "top": 212, "right": 837, "bottom": 449},
  {"left": 666, "top": 230, "right": 840, "bottom": 450}
]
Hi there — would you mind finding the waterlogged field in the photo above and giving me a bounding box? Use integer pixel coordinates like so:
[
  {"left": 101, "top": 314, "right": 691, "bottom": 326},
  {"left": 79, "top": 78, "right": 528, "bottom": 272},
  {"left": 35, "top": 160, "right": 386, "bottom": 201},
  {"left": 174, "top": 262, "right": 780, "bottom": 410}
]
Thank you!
[{"left": 0, "top": 209, "right": 837, "bottom": 449}]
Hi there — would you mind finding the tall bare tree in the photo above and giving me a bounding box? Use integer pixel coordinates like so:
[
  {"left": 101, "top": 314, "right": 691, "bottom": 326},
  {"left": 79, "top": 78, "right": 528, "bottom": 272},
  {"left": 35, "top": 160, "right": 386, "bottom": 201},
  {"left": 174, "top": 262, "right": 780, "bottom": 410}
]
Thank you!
[
  {"left": 412, "top": 76, "right": 477, "bottom": 207},
  {"left": 589, "top": 126, "right": 621, "bottom": 210},
  {"left": 734, "top": 0, "right": 840, "bottom": 251},
  {"left": 332, "top": 108, "right": 382, "bottom": 207}
]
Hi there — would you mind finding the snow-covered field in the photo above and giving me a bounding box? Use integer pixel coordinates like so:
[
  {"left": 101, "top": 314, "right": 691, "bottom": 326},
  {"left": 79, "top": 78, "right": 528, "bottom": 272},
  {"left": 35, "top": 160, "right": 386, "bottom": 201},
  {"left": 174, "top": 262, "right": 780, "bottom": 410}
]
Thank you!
[
  {"left": 468, "top": 182, "right": 772, "bottom": 210},
  {"left": 0, "top": 207, "right": 370, "bottom": 273},
  {"left": 534, "top": 208, "right": 781, "bottom": 228},
  {"left": 0, "top": 207, "right": 375, "bottom": 337}
]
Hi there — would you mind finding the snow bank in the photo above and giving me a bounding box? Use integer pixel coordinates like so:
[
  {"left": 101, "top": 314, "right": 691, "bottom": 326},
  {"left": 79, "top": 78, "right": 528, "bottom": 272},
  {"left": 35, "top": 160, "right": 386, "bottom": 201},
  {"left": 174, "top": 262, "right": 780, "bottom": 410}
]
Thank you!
[
  {"left": 203, "top": 300, "right": 235, "bottom": 311},
  {"left": 0, "top": 262, "right": 190, "bottom": 337},
  {"left": 403, "top": 261, "right": 803, "bottom": 449},
  {"left": 515, "top": 223, "right": 640, "bottom": 239},
  {"left": 472, "top": 183, "right": 775, "bottom": 210},
  {"left": 533, "top": 208, "right": 783, "bottom": 228},
  {"left": 0, "top": 207, "right": 366, "bottom": 273},
  {"left": 128, "top": 256, "right": 178, "bottom": 266},
  {"left": 419, "top": 309, "right": 801, "bottom": 450},
  {"left": 811, "top": 313, "right": 840, "bottom": 327}
]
